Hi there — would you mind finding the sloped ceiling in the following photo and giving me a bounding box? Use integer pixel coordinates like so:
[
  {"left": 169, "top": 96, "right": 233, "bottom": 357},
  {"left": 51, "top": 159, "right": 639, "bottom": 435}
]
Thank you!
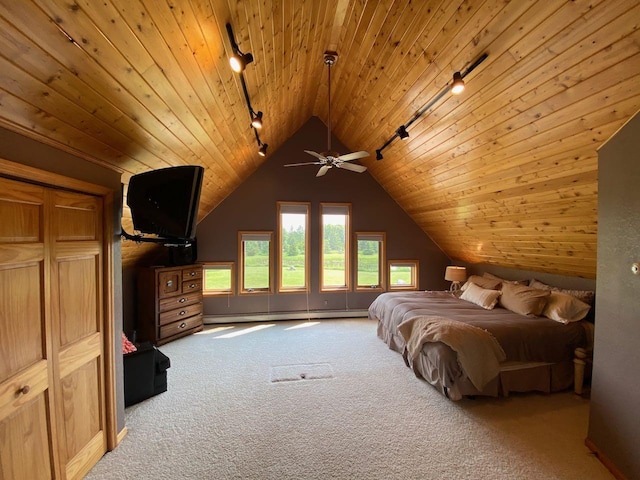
[{"left": 0, "top": 1, "right": 639, "bottom": 277}]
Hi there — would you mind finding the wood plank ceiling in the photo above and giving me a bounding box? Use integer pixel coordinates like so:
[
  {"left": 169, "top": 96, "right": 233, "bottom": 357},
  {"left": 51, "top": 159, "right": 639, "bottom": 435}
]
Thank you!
[{"left": 0, "top": 0, "right": 639, "bottom": 277}]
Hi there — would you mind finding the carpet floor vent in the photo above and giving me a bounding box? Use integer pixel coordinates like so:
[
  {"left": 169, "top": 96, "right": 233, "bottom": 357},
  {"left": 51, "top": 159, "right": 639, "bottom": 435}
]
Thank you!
[{"left": 270, "top": 363, "right": 334, "bottom": 383}]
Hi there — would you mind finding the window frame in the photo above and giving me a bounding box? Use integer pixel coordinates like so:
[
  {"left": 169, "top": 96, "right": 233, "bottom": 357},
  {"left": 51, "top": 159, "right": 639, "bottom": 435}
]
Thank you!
[
  {"left": 202, "top": 262, "right": 236, "bottom": 296},
  {"left": 387, "top": 259, "right": 419, "bottom": 291},
  {"left": 354, "top": 232, "right": 386, "bottom": 292},
  {"left": 277, "top": 201, "right": 311, "bottom": 293},
  {"left": 319, "top": 203, "right": 351, "bottom": 292},
  {"left": 238, "top": 231, "right": 274, "bottom": 295}
]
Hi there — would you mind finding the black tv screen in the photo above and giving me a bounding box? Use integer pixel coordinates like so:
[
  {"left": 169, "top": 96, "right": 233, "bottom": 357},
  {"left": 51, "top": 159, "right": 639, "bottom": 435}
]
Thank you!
[{"left": 127, "top": 165, "right": 204, "bottom": 241}]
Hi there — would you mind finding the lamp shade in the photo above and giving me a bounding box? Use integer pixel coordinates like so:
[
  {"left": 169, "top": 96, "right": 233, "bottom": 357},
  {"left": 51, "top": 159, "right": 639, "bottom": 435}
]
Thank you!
[{"left": 444, "top": 266, "right": 467, "bottom": 283}]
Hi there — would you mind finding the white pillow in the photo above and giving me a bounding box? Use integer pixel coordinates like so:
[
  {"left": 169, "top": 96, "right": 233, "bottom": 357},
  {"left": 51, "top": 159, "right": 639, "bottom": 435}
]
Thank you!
[
  {"left": 542, "top": 291, "right": 591, "bottom": 324},
  {"left": 460, "top": 282, "right": 501, "bottom": 310}
]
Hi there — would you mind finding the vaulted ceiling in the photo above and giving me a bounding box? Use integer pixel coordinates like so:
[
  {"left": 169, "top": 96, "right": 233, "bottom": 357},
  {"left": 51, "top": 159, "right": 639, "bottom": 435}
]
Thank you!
[{"left": 1, "top": 0, "right": 639, "bottom": 277}]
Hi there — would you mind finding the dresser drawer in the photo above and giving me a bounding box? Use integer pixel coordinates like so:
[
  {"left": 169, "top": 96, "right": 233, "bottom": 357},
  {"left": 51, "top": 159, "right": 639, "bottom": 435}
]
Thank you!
[
  {"left": 160, "top": 314, "right": 203, "bottom": 339},
  {"left": 157, "top": 270, "right": 182, "bottom": 298},
  {"left": 182, "top": 279, "right": 202, "bottom": 293},
  {"left": 159, "top": 292, "right": 202, "bottom": 313},
  {"left": 159, "top": 302, "right": 203, "bottom": 326},
  {"left": 182, "top": 267, "right": 202, "bottom": 281}
]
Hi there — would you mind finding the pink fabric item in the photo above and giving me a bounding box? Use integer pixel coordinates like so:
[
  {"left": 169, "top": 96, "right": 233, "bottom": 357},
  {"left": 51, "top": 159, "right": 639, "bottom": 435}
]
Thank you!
[{"left": 122, "top": 332, "right": 137, "bottom": 354}]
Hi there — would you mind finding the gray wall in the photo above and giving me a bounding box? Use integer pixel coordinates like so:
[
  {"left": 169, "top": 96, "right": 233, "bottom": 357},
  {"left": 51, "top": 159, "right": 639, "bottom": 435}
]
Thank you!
[
  {"left": 461, "top": 263, "right": 596, "bottom": 291},
  {"left": 588, "top": 112, "right": 640, "bottom": 479},
  {"left": 0, "top": 126, "right": 126, "bottom": 435},
  {"left": 197, "top": 117, "right": 451, "bottom": 317}
]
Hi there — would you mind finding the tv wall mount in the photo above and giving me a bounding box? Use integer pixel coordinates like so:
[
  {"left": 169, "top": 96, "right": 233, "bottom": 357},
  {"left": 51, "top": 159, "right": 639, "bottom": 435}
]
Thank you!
[{"left": 120, "top": 228, "right": 194, "bottom": 247}]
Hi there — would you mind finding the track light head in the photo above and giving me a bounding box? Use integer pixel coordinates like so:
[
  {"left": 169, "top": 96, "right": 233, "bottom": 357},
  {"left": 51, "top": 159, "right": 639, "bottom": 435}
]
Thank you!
[
  {"left": 451, "top": 71, "right": 465, "bottom": 94},
  {"left": 376, "top": 149, "right": 383, "bottom": 161},
  {"left": 230, "top": 52, "right": 254, "bottom": 73},
  {"left": 251, "top": 111, "right": 263, "bottom": 129},
  {"left": 396, "top": 125, "right": 409, "bottom": 140},
  {"left": 258, "top": 143, "right": 268, "bottom": 157}
]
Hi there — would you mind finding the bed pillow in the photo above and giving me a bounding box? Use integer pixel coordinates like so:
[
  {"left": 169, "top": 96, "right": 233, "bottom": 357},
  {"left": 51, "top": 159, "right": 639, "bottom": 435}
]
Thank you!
[
  {"left": 529, "top": 279, "right": 595, "bottom": 306},
  {"left": 461, "top": 275, "right": 501, "bottom": 292},
  {"left": 542, "top": 292, "right": 591, "bottom": 324},
  {"left": 460, "top": 282, "right": 501, "bottom": 310},
  {"left": 483, "top": 272, "right": 528, "bottom": 285},
  {"left": 499, "top": 282, "right": 550, "bottom": 316}
]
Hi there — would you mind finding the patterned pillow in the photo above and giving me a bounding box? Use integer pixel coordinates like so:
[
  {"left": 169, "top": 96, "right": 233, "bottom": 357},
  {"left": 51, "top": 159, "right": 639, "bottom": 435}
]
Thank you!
[{"left": 529, "top": 279, "right": 595, "bottom": 306}]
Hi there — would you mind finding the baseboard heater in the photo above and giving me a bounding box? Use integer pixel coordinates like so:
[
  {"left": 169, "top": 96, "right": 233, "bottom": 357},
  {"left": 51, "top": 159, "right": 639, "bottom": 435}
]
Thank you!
[{"left": 204, "top": 309, "right": 369, "bottom": 324}]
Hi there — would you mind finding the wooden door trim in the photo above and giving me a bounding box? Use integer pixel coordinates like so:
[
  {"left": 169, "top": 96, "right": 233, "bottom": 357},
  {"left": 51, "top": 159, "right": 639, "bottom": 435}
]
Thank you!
[{"left": 0, "top": 157, "right": 120, "bottom": 453}]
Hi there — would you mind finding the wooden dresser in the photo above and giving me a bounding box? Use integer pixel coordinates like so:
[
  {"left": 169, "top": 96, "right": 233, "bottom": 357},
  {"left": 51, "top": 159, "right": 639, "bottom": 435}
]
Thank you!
[{"left": 137, "top": 264, "right": 204, "bottom": 345}]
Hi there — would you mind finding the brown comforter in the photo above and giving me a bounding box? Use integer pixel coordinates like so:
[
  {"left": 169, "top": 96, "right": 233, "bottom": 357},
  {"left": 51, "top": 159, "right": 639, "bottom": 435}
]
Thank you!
[{"left": 369, "top": 291, "right": 589, "bottom": 398}]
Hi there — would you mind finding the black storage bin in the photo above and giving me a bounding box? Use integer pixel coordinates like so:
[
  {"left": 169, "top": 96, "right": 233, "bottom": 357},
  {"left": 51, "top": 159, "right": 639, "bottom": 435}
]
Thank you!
[{"left": 123, "top": 343, "right": 171, "bottom": 407}]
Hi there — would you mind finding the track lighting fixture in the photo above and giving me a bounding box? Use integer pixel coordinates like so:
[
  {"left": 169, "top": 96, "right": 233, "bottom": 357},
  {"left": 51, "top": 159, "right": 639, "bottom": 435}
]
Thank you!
[
  {"left": 375, "top": 53, "right": 488, "bottom": 161},
  {"left": 251, "top": 111, "right": 263, "bottom": 129},
  {"left": 230, "top": 51, "right": 253, "bottom": 73},
  {"left": 451, "top": 72, "right": 465, "bottom": 95},
  {"left": 226, "top": 23, "right": 268, "bottom": 157},
  {"left": 226, "top": 23, "right": 254, "bottom": 73},
  {"left": 396, "top": 125, "right": 409, "bottom": 139}
]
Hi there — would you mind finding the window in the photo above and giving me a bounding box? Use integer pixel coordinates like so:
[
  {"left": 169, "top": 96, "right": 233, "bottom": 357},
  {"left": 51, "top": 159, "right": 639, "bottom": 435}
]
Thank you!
[
  {"left": 388, "top": 260, "right": 419, "bottom": 290},
  {"left": 203, "top": 262, "right": 235, "bottom": 296},
  {"left": 355, "top": 232, "right": 385, "bottom": 291},
  {"left": 278, "top": 202, "right": 310, "bottom": 292},
  {"left": 238, "top": 231, "right": 273, "bottom": 294},
  {"left": 320, "top": 203, "right": 351, "bottom": 291}
]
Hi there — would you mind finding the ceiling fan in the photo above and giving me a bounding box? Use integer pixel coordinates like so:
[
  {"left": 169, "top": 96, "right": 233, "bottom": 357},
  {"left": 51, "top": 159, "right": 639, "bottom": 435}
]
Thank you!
[{"left": 284, "top": 53, "right": 369, "bottom": 177}]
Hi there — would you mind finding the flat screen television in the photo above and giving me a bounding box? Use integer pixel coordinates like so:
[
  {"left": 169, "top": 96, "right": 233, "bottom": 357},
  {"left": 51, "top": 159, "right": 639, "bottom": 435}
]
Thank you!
[{"left": 127, "top": 165, "right": 204, "bottom": 241}]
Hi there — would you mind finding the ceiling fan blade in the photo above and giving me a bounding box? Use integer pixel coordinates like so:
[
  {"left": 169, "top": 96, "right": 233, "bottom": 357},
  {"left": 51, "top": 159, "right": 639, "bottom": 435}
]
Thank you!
[
  {"left": 304, "top": 150, "right": 327, "bottom": 161},
  {"left": 284, "top": 161, "right": 322, "bottom": 167},
  {"left": 336, "top": 162, "right": 367, "bottom": 173},
  {"left": 337, "top": 150, "right": 369, "bottom": 162},
  {"left": 316, "top": 165, "right": 330, "bottom": 177}
]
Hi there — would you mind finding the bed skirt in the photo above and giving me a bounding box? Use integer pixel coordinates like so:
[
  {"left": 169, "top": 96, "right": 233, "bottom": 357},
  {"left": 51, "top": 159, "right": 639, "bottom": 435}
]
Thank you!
[{"left": 376, "top": 319, "right": 575, "bottom": 401}]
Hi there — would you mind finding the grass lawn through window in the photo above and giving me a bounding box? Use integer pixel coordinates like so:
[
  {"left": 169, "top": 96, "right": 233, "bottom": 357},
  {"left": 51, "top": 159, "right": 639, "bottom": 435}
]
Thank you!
[{"left": 205, "top": 254, "right": 412, "bottom": 290}]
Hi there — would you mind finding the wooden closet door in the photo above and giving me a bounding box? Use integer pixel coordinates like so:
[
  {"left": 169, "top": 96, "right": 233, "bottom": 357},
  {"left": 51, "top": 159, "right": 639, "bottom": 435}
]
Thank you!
[
  {"left": 0, "top": 177, "right": 55, "bottom": 479},
  {"left": 49, "top": 189, "right": 106, "bottom": 479}
]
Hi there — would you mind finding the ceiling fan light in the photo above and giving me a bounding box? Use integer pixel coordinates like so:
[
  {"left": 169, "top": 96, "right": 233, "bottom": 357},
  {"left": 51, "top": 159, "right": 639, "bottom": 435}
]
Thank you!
[
  {"left": 251, "top": 111, "right": 263, "bottom": 129},
  {"left": 396, "top": 125, "right": 409, "bottom": 140},
  {"left": 451, "top": 71, "right": 465, "bottom": 94},
  {"left": 230, "top": 52, "right": 253, "bottom": 73},
  {"left": 258, "top": 143, "right": 268, "bottom": 157},
  {"left": 376, "top": 150, "right": 384, "bottom": 161}
]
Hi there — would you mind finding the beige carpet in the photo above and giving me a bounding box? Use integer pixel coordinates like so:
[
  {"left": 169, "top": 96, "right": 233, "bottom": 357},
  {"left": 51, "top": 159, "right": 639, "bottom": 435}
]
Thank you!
[{"left": 86, "top": 319, "right": 612, "bottom": 480}]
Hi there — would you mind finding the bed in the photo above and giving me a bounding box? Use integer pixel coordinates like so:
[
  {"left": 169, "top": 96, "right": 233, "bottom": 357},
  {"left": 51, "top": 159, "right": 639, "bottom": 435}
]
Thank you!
[{"left": 369, "top": 276, "right": 594, "bottom": 401}]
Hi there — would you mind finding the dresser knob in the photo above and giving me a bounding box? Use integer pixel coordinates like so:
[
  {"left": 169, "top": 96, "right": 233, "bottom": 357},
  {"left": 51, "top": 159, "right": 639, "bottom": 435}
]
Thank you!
[
  {"left": 179, "top": 310, "right": 187, "bottom": 316},
  {"left": 189, "top": 283, "right": 196, "bottom": 289},
  {"left": 179, "top": 297, "right": 187, "bottom": 303},
  {"left": 19, "top": 385, "right": 31, "bottom": 395},
  {"left": 166, "top": 280, "right": 173, "bottom": 287},
  {"left": 180, "top": 322, "right": 187, "bottom": 329},
  {"left": 189, "top": 271, "right": 196, "bottom": 276}
]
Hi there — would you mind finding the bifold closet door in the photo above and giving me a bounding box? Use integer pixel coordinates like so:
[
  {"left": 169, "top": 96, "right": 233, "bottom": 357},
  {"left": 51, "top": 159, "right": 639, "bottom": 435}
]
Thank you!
[
  {"left": 0, "top": 178, "right": 55, "bottom": 479},
  {"left": 49, "top": 188, "right": 106, "bottom": 479},
  {"left": 0, "top": 177, "right": 107, "bottom": 479}
]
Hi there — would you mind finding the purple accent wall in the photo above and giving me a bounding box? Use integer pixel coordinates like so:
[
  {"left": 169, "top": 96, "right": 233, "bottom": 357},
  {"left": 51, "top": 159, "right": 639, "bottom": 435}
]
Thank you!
[
  {"left": 196, "top": 117, "right": 450, "bottom": 316},
  {"left": 587, "top": 112, "right": 640, "bottom": 479}
]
